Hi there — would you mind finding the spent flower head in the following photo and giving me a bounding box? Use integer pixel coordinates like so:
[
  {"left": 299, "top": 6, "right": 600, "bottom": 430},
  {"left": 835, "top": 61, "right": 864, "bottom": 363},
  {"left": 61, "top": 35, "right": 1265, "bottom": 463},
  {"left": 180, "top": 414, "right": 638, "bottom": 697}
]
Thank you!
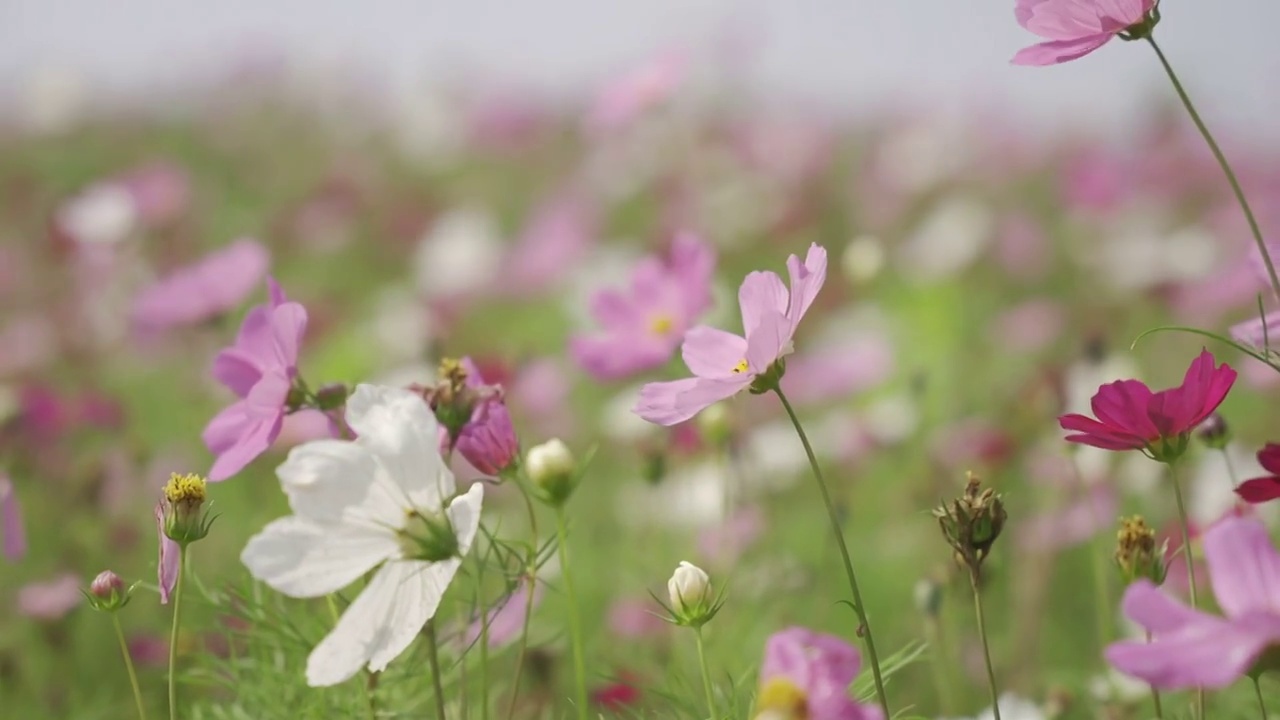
[
  {"left": 160, "top": 472, "right": 215, "bottom": 546},
  {"left": 1195, "top": 413, "right": 1230, "bottom": 450},
  {"left": 933, "top": 472, "right": 1007, "bottom": 576},
  {"left": 1114, "top": 515, "right": 1167, "bottom": 586}
]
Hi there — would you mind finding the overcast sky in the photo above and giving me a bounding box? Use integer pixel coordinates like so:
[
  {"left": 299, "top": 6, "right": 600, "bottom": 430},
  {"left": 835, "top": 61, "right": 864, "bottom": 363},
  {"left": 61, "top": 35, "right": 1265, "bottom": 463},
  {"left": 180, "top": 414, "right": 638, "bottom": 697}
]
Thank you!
[{"left": 2, "top": 0, "right": 1278, "bottom": 138}]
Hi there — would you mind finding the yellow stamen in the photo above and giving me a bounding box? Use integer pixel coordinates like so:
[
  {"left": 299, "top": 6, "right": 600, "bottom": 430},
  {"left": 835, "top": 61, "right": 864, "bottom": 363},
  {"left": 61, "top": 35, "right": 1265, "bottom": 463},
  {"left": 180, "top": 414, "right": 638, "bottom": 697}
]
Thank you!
[
  {"left": 163, "top": 473, "right": 207, "bottom": 505},
  {"left": 755, "top": 678, "right": 808, "bottom": 719},
  {"left": 649, "top": 314, "right": 674, "bottom": 335},
  {"left": 732, "top": 359, "right": 749, "bottom": 374}
]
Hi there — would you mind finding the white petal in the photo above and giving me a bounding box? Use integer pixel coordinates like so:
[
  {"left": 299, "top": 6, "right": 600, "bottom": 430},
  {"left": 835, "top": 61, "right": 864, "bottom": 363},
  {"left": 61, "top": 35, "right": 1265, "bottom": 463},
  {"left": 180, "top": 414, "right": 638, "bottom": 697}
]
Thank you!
[
  {"left": 276, "top": 440, "right": 384, "bottom": 524},
  {"left": 346, "top": 384, "right": 455, "bottom": 511},
  {"left": 241, "top": 517, "right": 396, "bottom": 598},
  {"left": 306, "top": 559, "right": 460, "bottom": 685},
  {"left": 447, "top": 483, "right": 485, "bottom": 556}
]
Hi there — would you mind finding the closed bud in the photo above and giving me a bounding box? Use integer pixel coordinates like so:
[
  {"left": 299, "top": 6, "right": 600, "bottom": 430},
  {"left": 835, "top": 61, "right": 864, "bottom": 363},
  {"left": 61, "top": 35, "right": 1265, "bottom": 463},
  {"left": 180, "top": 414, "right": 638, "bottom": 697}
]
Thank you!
[
  {"left": 315, "top": 383, "right": 349, "bottom": 411},
  {"left": 666, "top": 561, "right": 717, "bottom": 627},
  {"left": 1196, "top": 413, "right": 1230, "bottom": 450},
  {"left": 526, "top": 439, "right": 577, "bottom": 506},
  {"left": 85, "top": 570, "right": 134, "bottom": 612},
  {"left": 1115, "top": 515, "right": 1167, "bottom": 586}
]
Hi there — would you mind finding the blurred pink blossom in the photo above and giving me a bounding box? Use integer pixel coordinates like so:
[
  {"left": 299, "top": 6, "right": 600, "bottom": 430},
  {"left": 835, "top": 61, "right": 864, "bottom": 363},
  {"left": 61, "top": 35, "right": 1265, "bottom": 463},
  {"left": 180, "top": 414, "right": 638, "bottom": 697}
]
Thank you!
[
  {"left": 697, "top": 505, "right": 765, "bottom": 566},
  {"left": 17, "top": 573, "right": 82, "bottom": 620},
  {"left": 779, "top": 332, "right": 894, "bottom": 405},
  {"left": 1019, "top": 483, "right": 1117, "bottom": 551},
  {"left": 994, "top": 213, "right": 1050, "bottom": 280},
  {"left": 607, "top": 597, "right": 668, "bottom": 639},
  {"left": 1, "top": 473, "right": 26, "bottom": 561},
  {"left": 131, "top": 238, "right": 270, "bottom": 332},
  {"left": 1011, "top": 0, "right": 1157, "bottom": 66},
  {"left": 117, "top": 161, "right": 191, "bottom": 227},
  {"left": 585, "top": 49, "right": 687, "bottom": 134},
  {"left": 500, "top": 192, "right": 598, "bottom": 295},
  {"left": 462, "top": 578, "right": 544, "bottom": 650},
  {"left": 989, "top": 299, "right": 1064, "bottom": 352}
]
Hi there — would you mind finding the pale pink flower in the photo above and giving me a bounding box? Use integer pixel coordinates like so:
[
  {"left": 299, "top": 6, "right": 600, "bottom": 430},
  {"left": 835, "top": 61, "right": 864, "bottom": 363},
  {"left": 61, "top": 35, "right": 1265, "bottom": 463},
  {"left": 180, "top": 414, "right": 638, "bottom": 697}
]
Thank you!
[
  {"left": 17, "top": 573, "right": 82, "bottom": 620},
  {"left": 1011, "top": 0, "right": 1157, "bottom": 66},
  {"left": 499, "top": 192, "right": 597, "bottom": 296},
  {"left": 131, "top": 238, "right": 270, "bottom": 332},
  {"left": 634, "top": 244, "right": 826, "bottom": 425},
  {"left": 585, "top": 49, "right": 687, "bottom": 133}
]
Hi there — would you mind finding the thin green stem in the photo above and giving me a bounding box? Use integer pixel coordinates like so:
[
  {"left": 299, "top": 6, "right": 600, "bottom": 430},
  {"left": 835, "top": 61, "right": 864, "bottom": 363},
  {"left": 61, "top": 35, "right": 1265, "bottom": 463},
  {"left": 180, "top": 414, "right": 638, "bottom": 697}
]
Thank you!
[
  {"left": 1170, "top": 464, "right": 1205, "bottom": 720},
  {"left": 1221, "top": 447, "right": 1241, "bottom": 489},
  {"left": 1145, "top": 630, "right": 1165, "bottom": 719},
  {"left": 479, "top": 594, "right": 490, "bottom": 720},
  {"left": 426, "top": 619, "right": 448, "bottom": 720},
  {"left": 168, "top": 546, "right": 188, "bottom": 720},
  {"left": 1147, "top": 35, "right": 1280, "bottom": 302},
  {"left": 113, "top": 614, "right": 148, "bottom": 720},
  {"left": 924, "top": 618, "right": 956, "bottom": 714},
  {"left": 1253, "top": 676, "right": 1269, "bottom": 719},
  {"left": 694, "top": 628, "right": 717, "bottom": 720},
  {"left": 556, "top": 508, "right": 589, "bottom": 720},
  {"left": 1088, "top": 504, "right": 1114, "bottom": 655},
  {"left": 969, "top": 571, "right": 1001, "bottom": 720},
  {"left": 773, "top": 386, "right": 890, "bottom": 717},
  {"left": 505, "top": 483, "right": 540, "bottom": 720}
]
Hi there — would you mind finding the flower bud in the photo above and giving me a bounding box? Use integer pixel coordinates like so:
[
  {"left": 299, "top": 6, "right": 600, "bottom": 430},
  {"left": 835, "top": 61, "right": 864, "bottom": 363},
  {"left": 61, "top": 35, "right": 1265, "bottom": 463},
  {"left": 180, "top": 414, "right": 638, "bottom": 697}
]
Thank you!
[
  {"left": 526, "top": 439, "right": 577, "bottom": 506},
  {"left": 314, "top": 383, "right": 349, "bottom": 411},
  {"left": 932, "top": 472, "right": 1007, "bottom": 577},
  {"left": 455, "top": 397, "right": 520, "bottom": 477},
  {"left": 1114, "top": 515, "right": 1167, "bottom": 586},
  {"left": 85, "top": 570, "right": 134, "bottom": 612},
  {"left": 667, "top": 561, "right": 717, "bottom": 627},
  {"left": 1196, "top": 413, "right": 1230, "bottom": 451},
  {"left": 160, "top": 473, "right": 214, "bottom": 546}
]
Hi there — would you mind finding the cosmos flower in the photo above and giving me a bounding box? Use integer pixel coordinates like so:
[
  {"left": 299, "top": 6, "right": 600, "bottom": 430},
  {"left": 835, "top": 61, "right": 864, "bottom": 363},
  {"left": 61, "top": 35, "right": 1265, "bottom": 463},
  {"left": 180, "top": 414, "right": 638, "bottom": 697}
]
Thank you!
[
  {"left": 130, "top": 238, "right": 270, "bottom": 332},
  {"left": 1011, "top": 0, "right": 1158, "bottom": 66},
  {"left": 634, "top": 243, "right": 826, "bottom": 425},
  {"left": 241, "top": 384, "right": 484, "bottom": 686},
  {"left": 1058, "top": 349, "right": 1236, "bottom": 463},
  {"left": 202, "top": 278, "right": 307, "bottom": 481},
  {"left": 1106, "top": 515, "right": 1280, "bottom": 688},
  {"left": 1234, "top": 443, "right": 1280, "bottom": 504},
  {"left": 753, "top": 626, "right": 884, "bottom": 720},
  {"left": 571, "top": 232, "right": 715, "bottom": 381},
  {"left": 585, "top": 48, "right": 687, "bottom": 133},
  {"left": 17, "top": 573, "right": 83, "bottom": 620}
]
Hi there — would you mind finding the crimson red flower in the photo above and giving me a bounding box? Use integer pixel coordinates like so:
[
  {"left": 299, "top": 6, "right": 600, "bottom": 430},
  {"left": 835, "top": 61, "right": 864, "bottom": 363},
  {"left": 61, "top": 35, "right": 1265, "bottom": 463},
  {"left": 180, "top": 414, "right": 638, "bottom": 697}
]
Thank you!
[
  {"left": 1235, "top": 444, "right": 1280, "bottom": 504},
  {"left": 1059, "top": 350, "right": 1236, "bottom": 463},
  {"left": 590, "top": 672, "right": 642, "bottom": 710}
]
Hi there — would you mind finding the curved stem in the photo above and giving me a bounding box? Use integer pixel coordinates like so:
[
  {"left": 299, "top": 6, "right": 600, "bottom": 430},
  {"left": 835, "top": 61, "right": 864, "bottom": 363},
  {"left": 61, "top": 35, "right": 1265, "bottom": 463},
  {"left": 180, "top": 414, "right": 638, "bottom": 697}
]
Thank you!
[
  {"left": 426, "top": 619, "right": 448, "bottom": 720},
  {"left": 694, "top": 628, "right": 716, "bottom": 719},
  {"left": 1147, "top": 35, "right": 1280, "bottom": 303},
  {"left": 773, "top": 387, "right": 890, "bottom": 717},
  {"left": 113, "top": 614, "right": 148, "bottom": 720},
  {"left": 505, "top": 483, "right": 540, "bottom": 720},
  {"left": 1253, "top": 676, "right": 1269, "bottom": 719},
  {"left": 556, "top": 508, "right": 589, "bottom": 720},
  {"left": 168, "top": 546, "right": 188, "bottom": 720},
  {"left": 1170, "top": 465, "right": 1205, "bottom": 720},
  {"left": 969, "top": 571, "right": 1002, "bottom": 720},
  {"left": 1221, "top": 447, "right": 1241, "bottom": 489}
]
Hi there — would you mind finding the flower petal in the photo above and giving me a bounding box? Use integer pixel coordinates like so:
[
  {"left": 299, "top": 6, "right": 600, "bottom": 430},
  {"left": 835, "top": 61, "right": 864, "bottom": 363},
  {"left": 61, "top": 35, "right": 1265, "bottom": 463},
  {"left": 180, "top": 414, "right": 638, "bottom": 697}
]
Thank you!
[
  {"left": 1201, "top": 516, "right": 1280, "bottom": 618},
  {"left": 1235, "top": 477, "right": 1280, "bottom": 505},
  {"left": 0, "top": 474, "right": 27, "bottom": 562},
  {"left": 275, "top": 440, "right": 390, "bottom": 524},
  {"left": 1011, "top": 35, "right": 1112, "bottom": 66},
  {"left": 784, "top": 243, "right": 826, "bottom": 333},
  {"left": 738, "top": 271, "right": 788, "bottom": 341},
  {"left": 1105, "top": 617, "right": 1274, "bottom": 689},
  {"left": 633, "top": 376, "right": 750, "bottom": 426},
  {"left": 241, "top": 516, "right": 397, "bottom": 598},
  {"left": 211, "top": 348, "right": 264, "bottom": 398},
  {"left": 681, "top": 326, "right": 747, "bottom": 379},
  {"left": 744, "top": 308, "right": 790, "bottom": 373},
  {"left": 346, "top": 384, "right": 453, "bottom": 511},
  {"left": 1119, "top": 580, "right": 1204, "bottom": 634}
]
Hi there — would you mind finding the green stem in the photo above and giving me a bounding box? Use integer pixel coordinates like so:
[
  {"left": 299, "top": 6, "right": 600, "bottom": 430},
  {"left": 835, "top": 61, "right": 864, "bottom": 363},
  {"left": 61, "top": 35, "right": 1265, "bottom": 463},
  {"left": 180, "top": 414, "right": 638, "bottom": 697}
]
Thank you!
[
  {"left": 113, "top": 614, "right": 148, "bottom": 720},
  {"left": 1145, "top": 631, "right": 1165, "bottom": 719},
  {"left": 1221, "top": 447, "right": 1241, "bottom": 489},
  {"left": 1147, "top": 35, "right": 1280, "bottom": 303},
  {"left": 1170, "top": 464, "right": 1205, "bottom": 720},
  {"left": 168, "top": 546, "right": 188, "bottom": 720},
  {"left": 556, "top": 508, "right": 589, "bottom": 720},
  {"left": 773, "top": 386, "right": 890, "bottom": 717},
  {"left": 479, "top": 595, "right": 490, "bottom": 720},
  {"left": 969, "top": 571, "right": 1001, "bottom": 720},
  {"left": 1253, "top": 676, "right": 1269, "bottom": 719},
  {"left": 694, "top": 628, "right": 717, "bottom": 719},
  {"left": 426, "top": 619, "right": 448, "bottom": 720},
  {"left": 924, "top": 618, "right": 956, "bottom": 714},
  {"left": 505, "top": 483, "right": 540, "bottom": 720},
  {"left": 1088, "top": 503, "right": 1114, "bottom": 656}
]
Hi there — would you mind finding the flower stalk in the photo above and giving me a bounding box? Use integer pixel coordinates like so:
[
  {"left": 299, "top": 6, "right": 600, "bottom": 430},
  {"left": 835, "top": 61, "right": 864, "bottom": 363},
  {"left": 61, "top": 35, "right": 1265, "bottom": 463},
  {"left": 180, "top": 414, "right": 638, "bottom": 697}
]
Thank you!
[
  {"left": 969, "top": 570, "right": 1002, "bottom": 720},
  {"left": 167, "top": 546, "right": 188, "bottom": 720},
  {"left": 555, "top": 507, "right": 589, "bottom": 720},
  {"left": 112, "top": 614, "right": 148, "bottom": 720},
  {"left": 1169, "top": 464, "right": 1205, "bottom": 720},
  {"left": 426, "top": 619, "right": 447, "bottom": 720}
]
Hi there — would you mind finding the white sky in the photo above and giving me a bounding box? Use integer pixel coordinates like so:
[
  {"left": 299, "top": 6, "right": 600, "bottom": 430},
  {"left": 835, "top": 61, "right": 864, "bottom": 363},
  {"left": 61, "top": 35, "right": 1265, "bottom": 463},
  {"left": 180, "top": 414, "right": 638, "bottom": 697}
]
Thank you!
[{"left": 2, "top": 0, "right": 1278, "bottom": 138}]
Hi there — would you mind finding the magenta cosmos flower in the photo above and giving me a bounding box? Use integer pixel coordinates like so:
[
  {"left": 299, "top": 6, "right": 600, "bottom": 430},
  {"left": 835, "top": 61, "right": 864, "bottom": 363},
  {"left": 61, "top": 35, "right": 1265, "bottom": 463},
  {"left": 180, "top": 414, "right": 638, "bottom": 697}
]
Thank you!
[
  {"left": 571, "top": 232, "right": 716, "bottom": 381},
  {"left": 1105, "top": 516, "right": 1280, "bottom": 688},
  {"left": 1011, "top": 0, "right": 1157, "bottom": 66},
  {"left": 754, "top": 626, "right": 884, "bottom": 720},
  {"left": 634, "top": 243, "right": 826, "bottom": 426},
  {"left": 1235, "top": 443, "right": 1280, "bottom": 504},
  {"left": 1058, "top": 349, "right": 1236, "bottom": 463},
  {"left": 202, "top": 278, "right": 307, "bottom": 481},
  {"left": 131, "top": 238, "right": 270, "bottom": 332}
]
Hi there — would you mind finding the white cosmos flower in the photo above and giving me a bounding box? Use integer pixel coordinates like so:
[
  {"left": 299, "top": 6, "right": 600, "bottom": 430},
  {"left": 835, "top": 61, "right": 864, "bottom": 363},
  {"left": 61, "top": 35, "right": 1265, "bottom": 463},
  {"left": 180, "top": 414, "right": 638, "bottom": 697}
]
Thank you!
[{"left": 241, "top": 384, "right": 484, "bottom": 687}]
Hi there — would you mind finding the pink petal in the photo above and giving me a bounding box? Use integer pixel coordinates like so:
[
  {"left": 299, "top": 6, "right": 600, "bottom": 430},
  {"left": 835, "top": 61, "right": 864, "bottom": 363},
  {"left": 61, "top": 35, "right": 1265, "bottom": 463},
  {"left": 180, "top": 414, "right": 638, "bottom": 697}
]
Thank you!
[
  {"left": 1059, "top": 414, "right": 1147, "bottom": 450},
  {"left": 211, "top": 348, "right": 264, "bottom": 398},
  {"left": 738, "top": 271, "right": 788, "bottom": 342},
  {"left": 633, "top": 376, "right": 749, "bottom": 426},
  {"left": 1201, "top": 517, "right": 1280, "bottom": 618},
  {"left": 155, "top": 502, "right": 179, "bottom": 604},
  {"left": 1011, "top": 35, "right": 1112, "bottom": 66},
  {"left": 1106, "top": 616, "right": 1277, "bottom": 689},
  {"left": 1015, "top": 0, "right": 1105, "bottom": 39},
  {"left": 681, "top": 326, "right": 748, "bottom": 379},
  {"left": 267, "top": 302, "right": 308, "bottom": 370},
  {"left": 1120, "top": 580, "right": 1204, "bottom": 635},
  {"left": 1236, "top": 477, "right": 1280, "bottom": 504},
  {"left": 1, "top": 474, "right": 27, "bottom": 562},
  {"left": 1090, "top": 379, "right": 1157, "bottom": 439},
  {"left": 744, "top": 308, "right": 790, "bottom": 373},
  {"left": 783, "top": 243, "right": 827, "bottom": 333}
]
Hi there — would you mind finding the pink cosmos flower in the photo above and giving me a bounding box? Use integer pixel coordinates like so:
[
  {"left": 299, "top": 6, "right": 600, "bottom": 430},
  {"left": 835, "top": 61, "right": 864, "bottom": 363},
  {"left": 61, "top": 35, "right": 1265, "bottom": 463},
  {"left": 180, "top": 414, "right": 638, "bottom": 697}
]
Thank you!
[
  {"left": 1235, "top": 443, "right": 1280, "bottom": 504},
  {"left": 1105, "top": 516, "right": 1280, "bottom": 688},
  {"left": 1058, "top": 349, "right": 1236, "bottom": 461},
  {"left": 607, "top": 597, "right": 670, "bottom": 639},
  {"left": 17, "top": 573, "right": 83, "bottom": 620},
  {"left": 634, "top": 243, "right": 827, "bottom": 426},
  {"left": 131, "top": 238, "right": 270, "bottom": 332},
  {"left": 571, "top": 232, "right": 716, "bottom": 381},
  {"left": 1011, "top": 0, "right": 1157, "bottom": 66},
  {"left": 155, "top": 501, "right": 179, "bottom": 604},
  {"left": 499, "top": 192, "right": 597, "bottom": 296},
  {"left": 461, "top": 578, "right": 544, "bottom": 649},
  {"left": 585, "top": 48, "right": 687, "bottom": 134},
  {"left": 756, "top": 626, "right": 884, "bottom": 720},
  {"left": 0, "top": 472, "right": 26, "bottom": 561},
  {"left": 1229, "top": 238, "right": 1280, "bottom": 350},
  {"left": 202, "top": 277, "right": 308, "bottom": 481}
]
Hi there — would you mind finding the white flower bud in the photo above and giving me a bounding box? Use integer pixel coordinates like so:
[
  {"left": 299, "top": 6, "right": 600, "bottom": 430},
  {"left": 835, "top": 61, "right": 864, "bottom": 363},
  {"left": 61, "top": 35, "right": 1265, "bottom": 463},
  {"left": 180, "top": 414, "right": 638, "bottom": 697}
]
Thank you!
[
  {"left": 667, "top": 561, "right": 712, "bottom": 616},
  {"left": 525, "top": 439, "right": 576, "bottom": 505}
]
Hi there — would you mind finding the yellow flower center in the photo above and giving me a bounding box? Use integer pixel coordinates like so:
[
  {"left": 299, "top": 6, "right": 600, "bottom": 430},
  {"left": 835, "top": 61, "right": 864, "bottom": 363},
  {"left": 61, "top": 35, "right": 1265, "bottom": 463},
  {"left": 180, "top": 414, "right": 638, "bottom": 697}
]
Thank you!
[
  {"left": 163, "top": 473, "right": 207, "bottom": 505},
  {"left": 649, "top": 314, "right": 674, "bottom": 335},
  {"left": 732, "top": 359, "right": 749, "bottom": 374},
  {"left": 755, "top": 678, "right": 808, "bottom": 719}
]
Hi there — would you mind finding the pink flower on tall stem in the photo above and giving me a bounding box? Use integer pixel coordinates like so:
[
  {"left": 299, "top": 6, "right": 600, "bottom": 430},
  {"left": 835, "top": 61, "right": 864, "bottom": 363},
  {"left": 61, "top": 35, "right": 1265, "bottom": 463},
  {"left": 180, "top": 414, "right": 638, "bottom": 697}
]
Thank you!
[
  {"left": 131, "top": 238, "right": 270, "bottom": 332},
  {"left": 0, "top": 472, "right": 26, "bottom": 562},
  {"left": 634, "top": 244, "right": 826, "bottom": 426},
  {"left": 571, "top": 232, "right": 715, "bottom": 381},
  {"left": 755, "top": 626, "right": 884, "bottom": 720},
  {"left": 1106, "top": 516, "right": 1280, "bottom": 688},
  {"left": 202, "top": 278, "right": 307, "bottom": 481},
  {"left": 1058, "top": 349, "right": 1236, "bottom": 463},
  {"left": 1011, "top": 0, "right": 1157, "bottom": 66},
  {"left": 1234, "top": 443, "right": 1280, "bottom": 504}
]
